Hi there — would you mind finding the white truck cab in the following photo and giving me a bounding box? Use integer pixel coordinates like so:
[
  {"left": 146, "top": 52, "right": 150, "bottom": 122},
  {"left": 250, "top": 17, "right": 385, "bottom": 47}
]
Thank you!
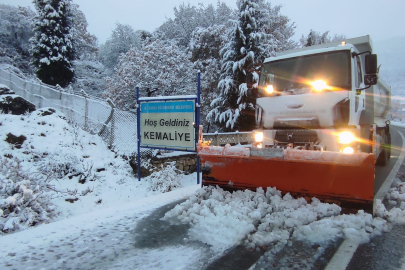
[{"left": 252, "top": 35, "right": 391, "bottom": 163}]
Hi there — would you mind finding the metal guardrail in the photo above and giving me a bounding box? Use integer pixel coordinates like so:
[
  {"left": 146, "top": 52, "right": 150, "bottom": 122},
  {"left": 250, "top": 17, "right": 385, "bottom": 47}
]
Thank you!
[{"left": 202, "top": 132, "right": 253, "bottom": 146}]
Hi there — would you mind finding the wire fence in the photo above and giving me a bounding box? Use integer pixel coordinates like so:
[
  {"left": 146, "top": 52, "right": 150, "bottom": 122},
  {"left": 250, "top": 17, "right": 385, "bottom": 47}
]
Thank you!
[{"left": 0, "top": 67, "right": 145, "bottom": 157}]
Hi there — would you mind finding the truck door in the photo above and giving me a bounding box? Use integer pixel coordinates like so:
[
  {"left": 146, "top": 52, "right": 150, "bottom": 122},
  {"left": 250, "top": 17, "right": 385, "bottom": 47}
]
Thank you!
[{"left": 352, "top": 55, "right": 366, "bottom": 124}]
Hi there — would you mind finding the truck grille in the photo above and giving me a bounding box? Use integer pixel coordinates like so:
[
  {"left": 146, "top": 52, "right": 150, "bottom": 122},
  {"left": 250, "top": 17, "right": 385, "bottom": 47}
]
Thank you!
[
  {"left": 273, "top": 118, "right": 320, "bottom": 129},
  {"left": 274, "top": 130, "right": 319, "bottom": 144}
]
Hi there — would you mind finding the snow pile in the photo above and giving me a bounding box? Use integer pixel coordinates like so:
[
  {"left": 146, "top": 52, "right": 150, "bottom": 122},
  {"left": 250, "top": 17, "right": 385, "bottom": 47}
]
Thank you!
[
  {"left": 385, "top": 178, "right": 405, "bottom": 210},
  {"left": 147, "top": 162, "right": 182, "bottom": 193},
  {"left": 375, "top": 178, "right": 405, "bottom": 224},
  {"left": 162, "top": 185, "right": 405, "bottom": 252}
]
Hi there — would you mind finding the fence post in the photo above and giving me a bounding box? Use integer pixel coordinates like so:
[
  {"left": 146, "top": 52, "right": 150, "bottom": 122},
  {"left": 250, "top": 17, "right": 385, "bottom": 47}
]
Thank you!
[
  {"left": 81, "top": 90, "right": 89, "bottom": 131},
  {"left": 23, "top": 81, "right": 27, "bottom": 99},
  {"left": 9, "top": 70, "right": 12, "bottom": 89},
  {"left": 107, "top": 99, "right": 116, "bottom": 149},
  {"left": 37, "top": 80, "right": 42, "bottom": 108}
]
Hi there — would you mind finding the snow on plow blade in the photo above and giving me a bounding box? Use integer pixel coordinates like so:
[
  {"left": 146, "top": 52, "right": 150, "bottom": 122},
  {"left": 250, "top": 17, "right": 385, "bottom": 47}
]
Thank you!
[{"left": 198, "top": 146, "right": 375, "bottom": 212}]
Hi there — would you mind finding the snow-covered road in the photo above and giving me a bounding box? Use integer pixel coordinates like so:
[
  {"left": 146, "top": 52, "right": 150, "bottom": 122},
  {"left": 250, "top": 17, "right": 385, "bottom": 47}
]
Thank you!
[{"left": 0, "top": 185, "right": 214, "bottom": 270}]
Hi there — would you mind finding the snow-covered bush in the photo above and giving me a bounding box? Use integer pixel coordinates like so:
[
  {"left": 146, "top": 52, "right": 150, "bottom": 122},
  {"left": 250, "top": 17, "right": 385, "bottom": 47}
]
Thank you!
[
  {"left": 38, "top": 152, "right": 88, "bottom": 179},
  {"left": 148, "top": 162, "right": 182, "bottom": 193},
  {"left": 0, "top": 156, "right": 57, "bottom": 234}
]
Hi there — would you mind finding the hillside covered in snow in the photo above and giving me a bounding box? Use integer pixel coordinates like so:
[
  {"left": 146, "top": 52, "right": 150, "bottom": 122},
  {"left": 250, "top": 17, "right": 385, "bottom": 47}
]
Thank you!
[{"left": 0, "top": 88, "right": 196, "bottom": 234}]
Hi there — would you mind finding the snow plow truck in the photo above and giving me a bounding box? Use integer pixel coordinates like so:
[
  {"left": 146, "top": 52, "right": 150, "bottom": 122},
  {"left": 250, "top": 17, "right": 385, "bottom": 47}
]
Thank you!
[{"left": 198, "top": 35, "right": 391, "bottom": 213}]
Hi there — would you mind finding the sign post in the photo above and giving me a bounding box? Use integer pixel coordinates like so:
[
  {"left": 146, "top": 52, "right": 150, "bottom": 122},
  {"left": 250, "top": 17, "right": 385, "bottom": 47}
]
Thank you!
[
  {"left": 139, "top": 99, "right": 196, "bottom": 151},
  {"left": 136, "top": 74, "right": 200, "bottom": 183},
  {"left": 196, "top": 72, "right": 201, "bottom": 184},
  {"left": 136, "top": 87, "right": 141, "bottom": 181}
]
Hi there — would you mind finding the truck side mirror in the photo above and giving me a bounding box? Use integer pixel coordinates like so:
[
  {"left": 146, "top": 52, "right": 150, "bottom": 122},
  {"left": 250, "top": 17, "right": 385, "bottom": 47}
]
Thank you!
[
  {"left": 364, "top": 74, "right": 377, "bottom": 85},
  {"left": 365, "top": 54, "right": 377, "bottom": 74},
  {"left": 364, "top": 54, "right": 378, "bottom": 85},
  {"left": 246, "top": 73, "right": 254, "bottom": 89}
]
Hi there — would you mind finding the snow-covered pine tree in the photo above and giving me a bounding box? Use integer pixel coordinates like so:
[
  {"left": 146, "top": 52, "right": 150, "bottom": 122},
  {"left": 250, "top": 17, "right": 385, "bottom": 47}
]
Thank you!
[
  {"left": 208, "top": 0, "right": 295, "bottom": 131},
  {"left": 30, "top": 0, "right": 75, "bottom": 87}
]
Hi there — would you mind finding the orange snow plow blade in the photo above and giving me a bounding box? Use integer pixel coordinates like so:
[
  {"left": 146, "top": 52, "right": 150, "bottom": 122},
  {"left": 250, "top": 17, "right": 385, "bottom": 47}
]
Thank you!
[{"left": 198, "top": 146, "right": 375, "bottom": 212}]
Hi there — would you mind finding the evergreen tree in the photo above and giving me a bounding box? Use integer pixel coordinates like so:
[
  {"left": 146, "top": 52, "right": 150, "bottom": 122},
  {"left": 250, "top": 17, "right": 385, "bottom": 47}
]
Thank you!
[
  {"left": 208, "top": 0, "right": 295, "bottom": 131},
  {"left": 30, "top": 0, "right": 75, "bottom": 87}
]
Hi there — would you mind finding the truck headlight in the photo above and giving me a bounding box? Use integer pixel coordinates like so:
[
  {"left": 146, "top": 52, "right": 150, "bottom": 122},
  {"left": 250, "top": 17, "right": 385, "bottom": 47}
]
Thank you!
[
  {"left": 311, "top": 80, "right": 327, "bottom": 91},
  {"left": 266, "top": 85, "right": 274, "bottom": 94},
  {"left": 338, "top": 131, "right": 355, "bottom": 144},
  {"left": 254, "top": 131, "right": 264, "bottom": 143},
  {"left": 342, "top": 146, "right": 354, "bottom": 154}
]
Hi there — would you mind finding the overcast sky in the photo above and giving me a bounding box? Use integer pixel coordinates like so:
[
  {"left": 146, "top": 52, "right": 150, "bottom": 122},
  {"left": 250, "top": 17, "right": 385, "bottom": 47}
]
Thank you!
[{"left": 2, "top": 0, "right": 404, "bottom": 45}]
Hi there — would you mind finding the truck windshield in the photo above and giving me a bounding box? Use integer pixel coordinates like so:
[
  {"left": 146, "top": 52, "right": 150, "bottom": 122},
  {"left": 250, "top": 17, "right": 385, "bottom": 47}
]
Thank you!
[{"left": 259, "top": 50, "right": 351, "bottom": 95}]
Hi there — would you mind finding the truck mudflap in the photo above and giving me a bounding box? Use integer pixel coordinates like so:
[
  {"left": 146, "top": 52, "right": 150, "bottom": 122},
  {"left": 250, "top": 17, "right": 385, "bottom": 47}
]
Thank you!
[{"left": 198, "top": 145, "right": 375, "bottom": 213}]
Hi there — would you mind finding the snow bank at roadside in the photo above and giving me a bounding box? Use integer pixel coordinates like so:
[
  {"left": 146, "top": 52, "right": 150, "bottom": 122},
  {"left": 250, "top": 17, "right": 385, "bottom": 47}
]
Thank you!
[{"left": 163, "top": 185, "right": 405, "bottom": 252}]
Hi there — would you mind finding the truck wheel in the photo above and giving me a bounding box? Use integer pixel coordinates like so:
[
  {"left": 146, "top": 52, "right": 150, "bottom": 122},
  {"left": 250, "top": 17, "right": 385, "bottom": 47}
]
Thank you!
[
  {"left": 376, "top": 148, "right": 387, "bottom": 166},
  {"left": 376, "top": 133, "right": 391, "bottom": 166},
  {"left": 386, "top": 133, "right": 391, "bottom": 161}
]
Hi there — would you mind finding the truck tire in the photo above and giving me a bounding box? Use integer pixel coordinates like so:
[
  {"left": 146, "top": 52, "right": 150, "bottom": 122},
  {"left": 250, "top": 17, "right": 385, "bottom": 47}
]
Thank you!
[
  {"left": 376, "top": 148, "right": 387, "bottom": 166},
  {"left": 386, "top": 133, "right": 391, "bottom": 161},
  {"left": 376, "top": 132, "right": 391, "bottom": 166}
]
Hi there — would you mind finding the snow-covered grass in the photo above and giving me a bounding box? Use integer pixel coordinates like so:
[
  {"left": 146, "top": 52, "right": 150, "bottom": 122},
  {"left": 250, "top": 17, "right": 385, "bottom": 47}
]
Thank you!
[
  {"left": 163, "top": 184, "right": 405, "bottom": 252},
  {"left": 0, "top": 107, "right": 197, "bottom": 234}
]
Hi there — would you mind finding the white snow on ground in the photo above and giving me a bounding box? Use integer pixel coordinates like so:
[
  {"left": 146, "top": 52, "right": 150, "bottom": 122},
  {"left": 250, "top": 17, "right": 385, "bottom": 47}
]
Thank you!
[
  {"left": 0, "top": 107, "right": 197, "bottom": 234},
  {"left": 163, "top": 185, "right": 405, "bottom": 253},
  {"left": 0, "top": 185, "right": 204, "bottom": 270}
]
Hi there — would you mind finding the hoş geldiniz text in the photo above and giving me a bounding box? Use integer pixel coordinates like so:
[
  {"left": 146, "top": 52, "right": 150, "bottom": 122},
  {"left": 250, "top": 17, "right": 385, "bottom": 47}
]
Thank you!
[{"left": 144, "top": 118, "right": 190, "bottom": 128}]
